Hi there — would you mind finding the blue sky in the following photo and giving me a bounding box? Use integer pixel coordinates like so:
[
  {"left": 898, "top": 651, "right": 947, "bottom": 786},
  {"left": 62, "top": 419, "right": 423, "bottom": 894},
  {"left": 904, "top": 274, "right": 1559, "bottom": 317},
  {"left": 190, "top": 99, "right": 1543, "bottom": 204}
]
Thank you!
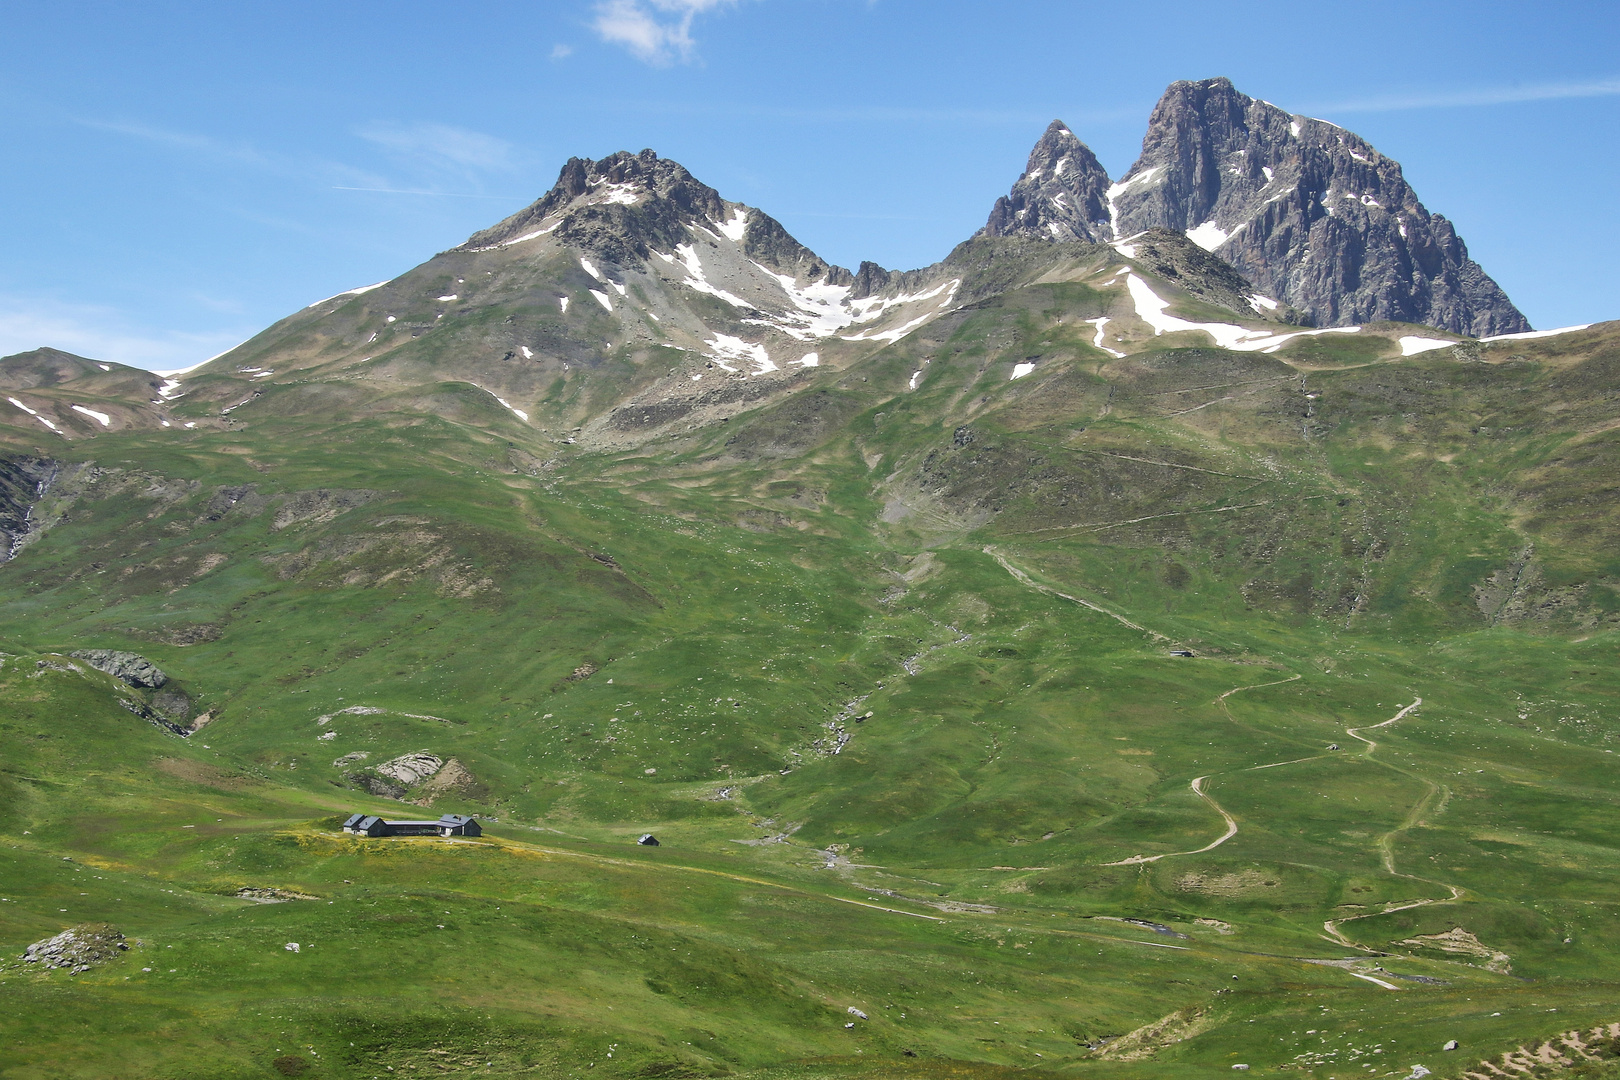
[{"left": 2, "top": 0, "right": 1616, "bottom": 371}]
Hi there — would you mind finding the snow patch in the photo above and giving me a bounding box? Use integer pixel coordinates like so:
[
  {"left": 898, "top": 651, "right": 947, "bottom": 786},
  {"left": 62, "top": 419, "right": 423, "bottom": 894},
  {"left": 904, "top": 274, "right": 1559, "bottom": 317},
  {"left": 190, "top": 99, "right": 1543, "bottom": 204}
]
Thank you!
[
  {"left": 1010, "top": 362, "right": 1035, "bottom": 380},
  {"left": 602, "top": 184, "right": 639, "bottom": 205},
  {"left": 1186, "top": 221, "right": 1229, "bottom": 251},
  {"left": 1289, "top": 120, "right": 1301, "bottom": 138},
  {"left": 1248, "top": 294, "right": 1279, "bottom": 312},
  {"left": 908, "top": 369, "right": 923, "bottom": 390},
  {"left": 704, "top": 334, "right": 774, "bottom": 375},
  {"left": 437, "top": 294, "right": 458, "bottom": 302},
  {"left": 610, "top": 280, "right": 627, "bottom": 296},
  {"left": 1106, "top": 167, "right": 1162, "bottom": 239},
  {"left": 671, "top": 244, "right": 751, "bottom": 309},
  {"left": 717, "top": 208, "right": 749, "bottom": 242},
  {"left": 795, "top": 353, "right": 819, "bottom": 367},
  {"left": 1126, "top": 273, "right": 1331, "bottom": 352},
  {"left": 589, "top": 289, "right": 613, "bottom": 312},
  {"left": 306, "top": 281, "right": 388, "bottom": 308},
  {"left": 471, "top": 384, "right": 529, "bottom": 422},
  {"left": 1084, "top": 316, "right": 1127, "bottom": 358},
  {"left": 157, "top": 379, "right": 184, "bottom": 400},
  {"left": 520, "top": 346, "right": 534, "bottom": 359},
  {"left": 1399, "top": 336, "right": 1456, "bottom": 356},
  {"left": 580, "top": 258, "right": 604, "bottom": 282},
  {"left": 558, "top": 296, "right": 570, "bottom": 313},
  {"left": 1262, "top": 166, "right": 1274, "bottom": 183},
  {"left": 1481, "top": 324, "right": 1592, "bottom": 342},
  {"left": 71, "top": 405, "right": 111, "bottom": 425},
  {"left": 97, "top": 363, "right": 110, "bottom": 371}
]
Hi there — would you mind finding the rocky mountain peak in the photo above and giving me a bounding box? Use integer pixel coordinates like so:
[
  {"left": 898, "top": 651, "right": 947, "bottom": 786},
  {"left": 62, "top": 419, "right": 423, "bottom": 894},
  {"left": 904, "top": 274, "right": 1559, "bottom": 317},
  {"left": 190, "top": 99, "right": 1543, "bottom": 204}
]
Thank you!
[
  {"left": 981, "top": 120, "right": 1112, "bottom": 243},
  {"left": 1111, "top": 76, "right": 1529, "bottom": 336},
  {"left": 461, "top": 149, "right": 847, "bottom": 285}
]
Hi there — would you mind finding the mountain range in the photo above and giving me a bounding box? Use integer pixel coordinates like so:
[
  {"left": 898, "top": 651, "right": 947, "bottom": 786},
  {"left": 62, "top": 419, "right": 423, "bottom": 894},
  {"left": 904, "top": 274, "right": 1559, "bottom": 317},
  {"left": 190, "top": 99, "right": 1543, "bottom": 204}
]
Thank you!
[{"left": 0, "top": 76, "right": 1615, "bottom": 1080}]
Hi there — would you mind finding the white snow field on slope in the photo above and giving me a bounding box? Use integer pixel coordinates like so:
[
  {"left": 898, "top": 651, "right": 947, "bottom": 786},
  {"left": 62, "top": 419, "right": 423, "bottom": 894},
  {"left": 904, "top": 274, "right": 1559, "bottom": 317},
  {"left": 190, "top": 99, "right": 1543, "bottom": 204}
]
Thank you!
[
  {"left": 1124, "top": 273, "right": 1364, "bottom": 354},
  {"left": 71, "top": 405, "right": 111, "bottom": 426},
  {"left": 1481, "top": 324, "right": 1593, "bottom": 342},
  {"left": 1399, "top": 336, "right": 1456, "bottom": 356}
]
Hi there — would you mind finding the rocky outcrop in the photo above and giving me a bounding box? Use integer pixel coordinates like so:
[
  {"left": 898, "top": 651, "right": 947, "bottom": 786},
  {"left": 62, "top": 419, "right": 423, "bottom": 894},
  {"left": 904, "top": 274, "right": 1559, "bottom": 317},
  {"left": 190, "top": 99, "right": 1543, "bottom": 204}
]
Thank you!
[
  {"left": 1110, "top": 77, "right": 1529, "bottom": 336},
  {"left": 0, "top": 456, "right": 62, "bottom": 563},
  {"left": 981, "top": 120, "right": 1112, "bottom": 243},
  {"left": 983, "top": 79, "right": 1529, "bottom": 336},
  {"left": 20, "top": 924, "right": 129, "bottom": 972},
  {"left": 460, "top": 149, "right": 850, "bottom": 284},
  {"left": 349, "top": 752, "right": 445, "bottom": 799},
  {"left": 71, "top": 649, "right": 168, "bottom": 688}
]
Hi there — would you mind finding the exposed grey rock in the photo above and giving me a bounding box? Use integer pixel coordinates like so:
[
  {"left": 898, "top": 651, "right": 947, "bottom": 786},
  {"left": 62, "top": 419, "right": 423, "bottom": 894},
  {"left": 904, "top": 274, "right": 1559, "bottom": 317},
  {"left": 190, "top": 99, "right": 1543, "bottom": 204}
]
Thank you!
[
  {"left": 1110, "top": 77, "right": 1528, "bottom": 336},
  {"left": 984, "top": 79, "right": 1529, "bottom": 336},
  {"left": 71, "top": 649, "right": 167, "bottom": 688},
  {"left": 460, "top": 149, "right": 851, "bottom": 285},
  {"left": 0, "top": 456, "right": 62, "bottom": 563},
  {"left": 151, "top": 686, "right": 191, "bottom": 721},
  {"left": 981, "top": 120, "right": 1112, "bottom": 243},
  {"left": 21, "top": 924, "right": 128, "bottom": 970}
]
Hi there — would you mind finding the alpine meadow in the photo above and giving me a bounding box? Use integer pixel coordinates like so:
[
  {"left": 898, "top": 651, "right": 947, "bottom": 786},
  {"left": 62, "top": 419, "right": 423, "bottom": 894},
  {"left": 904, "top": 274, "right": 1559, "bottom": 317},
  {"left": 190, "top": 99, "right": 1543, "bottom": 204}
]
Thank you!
[{"left": 5, "top": 75, "right": 1620, "bottom": 1080}]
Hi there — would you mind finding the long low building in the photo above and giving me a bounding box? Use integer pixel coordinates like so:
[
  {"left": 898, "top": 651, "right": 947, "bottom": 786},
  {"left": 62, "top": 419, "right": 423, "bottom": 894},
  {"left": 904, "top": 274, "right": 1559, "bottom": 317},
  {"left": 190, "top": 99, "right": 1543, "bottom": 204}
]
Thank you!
[{"left": 342, "top": 812, "right": 481, "bottom": 838}]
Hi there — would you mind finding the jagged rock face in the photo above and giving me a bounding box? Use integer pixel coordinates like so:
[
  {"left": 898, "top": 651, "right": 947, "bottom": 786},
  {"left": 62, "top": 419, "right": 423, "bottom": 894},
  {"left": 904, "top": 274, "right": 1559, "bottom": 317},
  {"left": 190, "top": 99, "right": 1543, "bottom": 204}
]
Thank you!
[
  {"left": 461, "top": 149, "right": 849, "bottom": 285},
  {"left": 71, "top": 649, "right": 169, "bottom": 688},
  {"left": 981, "top": 121, "right": 1112, "bottom": 243},
  {"left": 1110, "top": 77, "right": 1529, "bottom": 336},
  {"left": 0, "top": 456, "right": 60, "bottom": 562}
]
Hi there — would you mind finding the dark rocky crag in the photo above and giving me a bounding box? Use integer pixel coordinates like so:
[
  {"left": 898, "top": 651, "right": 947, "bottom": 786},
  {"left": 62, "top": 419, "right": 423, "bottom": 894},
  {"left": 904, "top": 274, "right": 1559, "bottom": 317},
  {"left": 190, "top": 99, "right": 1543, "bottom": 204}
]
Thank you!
[
  {"left": 984, "top": 78, "right": 1530, "bottom": 336},
  {"left": 460, "top": 149, "right": 850, "bottom": 285},
  {"left": 1112, "top": 77, "right": 1528, "bottom": 335},
  {"left": 982, "top": 121, "right": 1113, "bottom": 244}
]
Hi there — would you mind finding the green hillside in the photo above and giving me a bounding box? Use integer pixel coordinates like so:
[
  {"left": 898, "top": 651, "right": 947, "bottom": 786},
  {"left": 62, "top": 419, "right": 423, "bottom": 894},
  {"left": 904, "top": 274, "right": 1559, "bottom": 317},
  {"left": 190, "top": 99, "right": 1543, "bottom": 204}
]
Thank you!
[{"left": 2, "top": 223, "right": 1619, "bottom": 1080}]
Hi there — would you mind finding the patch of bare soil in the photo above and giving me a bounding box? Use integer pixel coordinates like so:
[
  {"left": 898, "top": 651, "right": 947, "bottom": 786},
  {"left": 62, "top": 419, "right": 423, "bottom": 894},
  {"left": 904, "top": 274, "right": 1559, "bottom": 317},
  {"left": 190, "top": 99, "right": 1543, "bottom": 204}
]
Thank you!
[
  {"left": 1176, "top": 869, "right": 1278, "bottom": 895},
  {"left": 1398, "top": 926, "right": 1512, "bottom": 973},
  {"left": 1095, "top": 1007, "right": 1215, "bottom": 1061}
]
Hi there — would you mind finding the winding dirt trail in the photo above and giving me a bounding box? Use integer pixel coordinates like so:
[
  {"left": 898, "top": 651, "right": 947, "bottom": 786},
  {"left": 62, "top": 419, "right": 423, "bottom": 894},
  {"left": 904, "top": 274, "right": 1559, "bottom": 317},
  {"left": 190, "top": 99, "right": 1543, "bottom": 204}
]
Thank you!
[
  {"left": 1320, "top": 697, "right": 1467, "bottom": 949},
  {"left": 1103, "top": 775, "right": 1239, "bottom": 865},
  {"left": 984, "top": 546, "right": 1167, "bottom": 640},
  {"left": 983, "top": 550, "right": 1466, "bottom": 949}
]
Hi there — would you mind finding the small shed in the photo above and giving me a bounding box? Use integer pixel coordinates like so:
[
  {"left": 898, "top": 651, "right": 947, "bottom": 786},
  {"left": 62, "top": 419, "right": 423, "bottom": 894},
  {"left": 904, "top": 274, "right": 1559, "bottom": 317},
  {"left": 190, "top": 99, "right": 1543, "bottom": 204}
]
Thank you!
[
  {"left": 348, "top": 815, "right": 388, "bottom": 837},
  {"left": 437, "top": 814, "right": 481, "bottom": 837},
  {"left": 340, "top": 812, "right": 481, "bottom": 838},
  {"left": 637, "top": 834, "right": 660, "bottom": 846}
]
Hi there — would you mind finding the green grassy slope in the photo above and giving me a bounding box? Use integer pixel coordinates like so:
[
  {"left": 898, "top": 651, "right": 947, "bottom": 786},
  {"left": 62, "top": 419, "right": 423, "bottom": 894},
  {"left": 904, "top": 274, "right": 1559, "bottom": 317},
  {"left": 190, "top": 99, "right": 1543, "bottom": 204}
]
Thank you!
[{"left": 1, "top": 264, "right": 1618, "bottom": 1079}]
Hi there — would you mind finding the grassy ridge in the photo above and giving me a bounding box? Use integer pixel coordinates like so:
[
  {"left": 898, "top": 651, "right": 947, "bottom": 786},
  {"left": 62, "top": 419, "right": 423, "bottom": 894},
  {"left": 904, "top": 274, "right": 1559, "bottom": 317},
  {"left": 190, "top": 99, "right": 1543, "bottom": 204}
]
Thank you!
[{"left": 1, "top": 296, "right": 1619, "bottom": 1075}]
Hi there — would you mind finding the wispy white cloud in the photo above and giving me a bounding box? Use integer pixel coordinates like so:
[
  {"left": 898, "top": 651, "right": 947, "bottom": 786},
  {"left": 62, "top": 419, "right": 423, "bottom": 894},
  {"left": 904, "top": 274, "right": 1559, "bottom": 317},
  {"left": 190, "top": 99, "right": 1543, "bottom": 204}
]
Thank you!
[
  {"left": 1305, "top": 76, "right": 1620, "bottom": 115},
  {"left": 551, "top": 43, "right": 574, "bottom": 60},
  {"left": 593, "top": 0, "right": 739, "bottom": 65},
  {"left": 0, "top": 295, "right": 253, "bottom": 375},
  {"left": 356, "top": 121, "right": 515, "bottom": 173},
  {"left": 80, "top": 117, "right": 394, "bottom": 190}
]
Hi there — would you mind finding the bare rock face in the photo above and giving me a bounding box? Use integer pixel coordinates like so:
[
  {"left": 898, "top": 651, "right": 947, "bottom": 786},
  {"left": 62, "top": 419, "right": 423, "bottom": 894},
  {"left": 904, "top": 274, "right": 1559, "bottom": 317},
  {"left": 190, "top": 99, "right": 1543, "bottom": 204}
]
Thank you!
[
  {"left": 1110, "top": 77, "right": 1529, "bottom": 336},
  {"left": 981, "top": 121, "right": 1113, "bottom": 243},
  {"left": 460, "top": 148, "right": 850, "bottom": 285},
  {"left": 0, "top": 456, "right": 62, "bottom": 563},
  {"left": 21, "top": 924, "right": 129, "bottom": 971},
  {"left": 982, "top": 79, "right": 1530, "bottom": 337},
  {"left": 70, "top": 649, "right": 167, "bottom": 688}
]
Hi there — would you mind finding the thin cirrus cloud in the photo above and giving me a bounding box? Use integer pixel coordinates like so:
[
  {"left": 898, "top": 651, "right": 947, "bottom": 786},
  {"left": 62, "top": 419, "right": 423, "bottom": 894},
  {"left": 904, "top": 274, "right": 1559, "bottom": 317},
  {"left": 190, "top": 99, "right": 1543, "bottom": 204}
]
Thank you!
[
  {"left": 1304, "top": 75, "right": 1620, "bottom": 115},
  {"left": 355, "top": 121, "right": 516, "bottom": 173},
  {"left": 592, "top": 0, "right": 739, "bottom": 65}
]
